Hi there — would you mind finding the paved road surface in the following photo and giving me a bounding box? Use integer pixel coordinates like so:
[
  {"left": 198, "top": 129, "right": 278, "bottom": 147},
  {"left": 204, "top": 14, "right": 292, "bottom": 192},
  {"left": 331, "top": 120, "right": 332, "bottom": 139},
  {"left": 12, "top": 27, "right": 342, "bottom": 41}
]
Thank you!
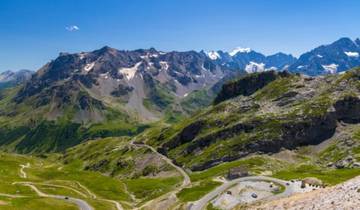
[
  {"left": 0, "top": 193, "right": 27, "bottom": 198},
  {"left": 190, "top": 176, "right": 293, "bottom": 210}
]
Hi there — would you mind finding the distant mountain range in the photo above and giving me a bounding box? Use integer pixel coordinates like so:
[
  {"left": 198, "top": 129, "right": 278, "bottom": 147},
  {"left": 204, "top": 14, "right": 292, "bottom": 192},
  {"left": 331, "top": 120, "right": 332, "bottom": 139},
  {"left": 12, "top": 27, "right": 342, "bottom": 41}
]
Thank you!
[
  {"left": 205, "top": 37, "right": 360, "bottom": 76},
  {"left": 290, "top": 37, "right": 360, "bottom": 75},
  {"left": 0, "top": 69, "right": 33, "bottom": 89},
  {"left": 203, "top": 48, "right": 296, "bottom": 73}
]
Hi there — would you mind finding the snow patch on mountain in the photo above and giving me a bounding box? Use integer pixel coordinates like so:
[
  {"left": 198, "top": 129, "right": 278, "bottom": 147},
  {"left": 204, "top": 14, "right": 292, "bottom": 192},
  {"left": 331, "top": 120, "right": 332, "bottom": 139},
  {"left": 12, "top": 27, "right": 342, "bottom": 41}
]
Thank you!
[
  {"left": 282, "top": 65, "right": 290, "bottom": 70},
  {"left": 159, "top": 61, "right": 169, "bottom": 71},
  {"left": 84, "top": 62, "right": 95, "bottom": 72},
  {"left": 229, "top": 47, "right": 251, "bottom": 56},
  {"left": 266, "top": 66, "right": 278, "bottom": 71},
  {"left": 79, "top": 53, "right": 87, "bottom": 60},
  {"left": 245, "top": 62, "right": 265, "bottom": 73},
  {"left": 344, "top": 51, "right": 359, "bottom": 58},
  {"left": 322, "top": 64, "right": 338, "bottom": 74},
  {"left": 207, "top": 51, "right": 221, "bottom": 60},
  {"left": 297, "top": 65, "right": 304, "bottom": 69},
  {"left": 119, "top": 62, "right": 142, "bottom": 80}
]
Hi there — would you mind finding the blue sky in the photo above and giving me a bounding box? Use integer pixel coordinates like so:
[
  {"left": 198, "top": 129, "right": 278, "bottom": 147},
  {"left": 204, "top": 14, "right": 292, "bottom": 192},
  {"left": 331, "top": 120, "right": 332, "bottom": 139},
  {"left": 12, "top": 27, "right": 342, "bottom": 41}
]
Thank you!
[{"left": 0, "top": 0, "right": 359, "bottom": 71}]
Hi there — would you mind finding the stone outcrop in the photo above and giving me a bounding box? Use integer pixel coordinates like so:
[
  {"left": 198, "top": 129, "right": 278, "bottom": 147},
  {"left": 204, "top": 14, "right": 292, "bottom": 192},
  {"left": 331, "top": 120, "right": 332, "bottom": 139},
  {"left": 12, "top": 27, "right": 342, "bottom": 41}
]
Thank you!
[{"left": 214, "top": 70, "right": 290, "bottom": 104}]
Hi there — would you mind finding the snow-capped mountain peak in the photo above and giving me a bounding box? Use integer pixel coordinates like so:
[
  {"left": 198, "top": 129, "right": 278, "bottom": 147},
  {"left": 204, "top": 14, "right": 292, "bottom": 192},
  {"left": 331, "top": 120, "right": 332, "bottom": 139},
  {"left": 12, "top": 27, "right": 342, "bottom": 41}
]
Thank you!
[
  {"left": 289, "top": 37, "right": 360, "bottom": 75},
  {"left": 229, "top": 47, "right": 251, "bottom": 56}
]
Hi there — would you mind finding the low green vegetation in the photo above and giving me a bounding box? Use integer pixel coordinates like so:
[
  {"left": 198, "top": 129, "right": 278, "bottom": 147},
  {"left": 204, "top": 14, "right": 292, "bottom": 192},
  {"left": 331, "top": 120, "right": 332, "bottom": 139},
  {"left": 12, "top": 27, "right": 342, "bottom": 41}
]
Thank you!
[
  {"left": 0, "top": 151, "right": 187, "bottom": 209},
  {"left": 254, "top": 76, "right": 297, "bottom": 100},
  {"left": 206, "top": 203, "right": 221, "bottom": 210},
  {"left": 273, "top": 164, "right": 360, "bottom": 185},
  {"left": 124, "top": 176, "right": 181, "bottom": 202},
  {"left": 0, "top": 197, "right": 79, "bottom": 210},
  {"left": 177, "top": 180, "right": 221, "bottom": 202},
  {"left": 0, "top": 152, "right": 125, "bottom": 209}
]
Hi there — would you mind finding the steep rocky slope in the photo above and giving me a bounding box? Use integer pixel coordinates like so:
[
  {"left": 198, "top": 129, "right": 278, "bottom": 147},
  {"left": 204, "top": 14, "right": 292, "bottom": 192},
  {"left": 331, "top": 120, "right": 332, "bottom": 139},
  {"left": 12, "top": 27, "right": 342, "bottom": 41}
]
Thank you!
[{"left": 145, "top": 68, "right": 360, "bottom": 171}]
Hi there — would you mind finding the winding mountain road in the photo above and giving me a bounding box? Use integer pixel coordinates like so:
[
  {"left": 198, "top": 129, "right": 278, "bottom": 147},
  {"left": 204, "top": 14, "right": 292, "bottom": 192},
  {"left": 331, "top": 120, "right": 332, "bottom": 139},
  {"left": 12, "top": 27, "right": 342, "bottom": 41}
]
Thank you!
[
  {"left": 130, "top": 141, "right": 191, "bottom": 209},
  {"left": 17, "top": 164, "right": 95, "bottom": 210},
  {"left": 190, "top": 176, "right": 293, "bottom": 210},
  {"left": 16, "top": 182, "right": 93, "bottom": 210},
  {"left": 132, "top": 142, "right": 191, "bottom": 187},
  {"left": 19, "top": 163, "right": 30, "bottom": 178},
  {"left": 54, "top": 180, "right": 124, "bottom": 210}
]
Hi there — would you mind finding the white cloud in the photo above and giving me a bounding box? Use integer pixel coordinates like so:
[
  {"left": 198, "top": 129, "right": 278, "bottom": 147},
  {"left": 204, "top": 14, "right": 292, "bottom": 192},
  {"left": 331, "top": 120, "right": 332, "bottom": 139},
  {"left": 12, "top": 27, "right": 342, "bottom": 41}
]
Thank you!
[{"left": 65, "top": 25, "right": 80, "bottom": 32}]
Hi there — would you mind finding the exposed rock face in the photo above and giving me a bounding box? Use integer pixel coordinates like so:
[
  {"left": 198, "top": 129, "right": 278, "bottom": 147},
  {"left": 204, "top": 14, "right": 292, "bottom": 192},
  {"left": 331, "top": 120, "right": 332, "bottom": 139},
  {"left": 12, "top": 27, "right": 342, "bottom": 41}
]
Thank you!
[
  {"left": 334, "top": 95, "right": 360, "bottom": 123},
  {"left": 188, "top": 114, "right": 337, "bottom": 171},
  {"left": 161, "top": 120, "right": 206, "bottom": 152},
  {"left": 214, "top": 71, "right": 290, "bottom": 104}
]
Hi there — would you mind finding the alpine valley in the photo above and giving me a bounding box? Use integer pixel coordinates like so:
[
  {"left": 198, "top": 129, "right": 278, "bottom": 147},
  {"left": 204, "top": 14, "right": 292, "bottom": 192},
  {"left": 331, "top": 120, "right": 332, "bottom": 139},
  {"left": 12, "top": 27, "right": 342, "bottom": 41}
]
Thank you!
[{"left": 1, "top": 37, "right": 360, "bottom": 210}]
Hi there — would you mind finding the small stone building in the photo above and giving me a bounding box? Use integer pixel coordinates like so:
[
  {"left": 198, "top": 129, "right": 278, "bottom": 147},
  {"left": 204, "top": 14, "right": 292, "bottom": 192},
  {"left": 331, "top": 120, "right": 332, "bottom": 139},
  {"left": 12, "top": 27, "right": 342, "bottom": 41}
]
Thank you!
[
  {"left": 227, "top": 166, "right": 249, "bottom": 180},
  {"left": 301, "top": 177, "right": 323, "bottom": 188}
]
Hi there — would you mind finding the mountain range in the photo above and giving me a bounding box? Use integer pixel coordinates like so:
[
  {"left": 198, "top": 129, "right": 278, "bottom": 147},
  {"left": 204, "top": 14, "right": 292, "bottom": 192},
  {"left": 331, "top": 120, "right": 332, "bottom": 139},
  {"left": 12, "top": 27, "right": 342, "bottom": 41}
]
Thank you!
[
  {"left": 1, "top": 37, "right": 360, "bottom": 154},
  {"left": 1, "top": 37, "right": 360, "bottom": 209}
]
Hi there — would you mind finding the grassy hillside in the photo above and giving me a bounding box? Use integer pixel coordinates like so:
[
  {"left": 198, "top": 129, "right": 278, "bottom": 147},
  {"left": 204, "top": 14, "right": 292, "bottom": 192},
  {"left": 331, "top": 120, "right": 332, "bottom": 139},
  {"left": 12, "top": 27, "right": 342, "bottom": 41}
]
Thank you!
[
  {"left": 141, "top": 69, "right": 360, "bottom": 172},
  {"left": 0, "top": 150, "right": 184, "bottom": 209}
]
